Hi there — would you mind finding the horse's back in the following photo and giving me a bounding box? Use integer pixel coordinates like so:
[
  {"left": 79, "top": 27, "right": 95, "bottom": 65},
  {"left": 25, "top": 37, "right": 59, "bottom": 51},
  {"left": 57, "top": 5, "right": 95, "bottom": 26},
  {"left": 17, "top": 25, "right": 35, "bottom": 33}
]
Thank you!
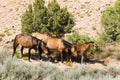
[
  {"left": 15, "top": 34, "right": 34, "bottom": 48},
  {"left": 46, "top": 38, "right": 64, "bottom": 50},
  {"left": 32, "top": 32, "right": 50, "bottom": 43}
]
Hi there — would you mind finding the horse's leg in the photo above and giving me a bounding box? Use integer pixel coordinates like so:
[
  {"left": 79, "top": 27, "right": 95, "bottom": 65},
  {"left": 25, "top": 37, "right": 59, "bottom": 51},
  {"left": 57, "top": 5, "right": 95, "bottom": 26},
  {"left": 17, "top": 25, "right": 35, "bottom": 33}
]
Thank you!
[
  {"left": 81, "top": 55, "right": 84, "bottom": 63},
  {"left": 67, "top": 49, "right": 72, "bottom": 62},
  {"left": 28, "top": 48, "right": 32, "bottom": 62},
  {"left": 20, "top": 46, "right": 24, "bottom": 58},
  {"left": 81, "top": 51, "right": 86, "bottom": 63},
  {"left": 59, "top": 49, "right": 63, "bottom": 62},
  {"left": 38, "top": 46, "right": 42, "bottom": 60}
]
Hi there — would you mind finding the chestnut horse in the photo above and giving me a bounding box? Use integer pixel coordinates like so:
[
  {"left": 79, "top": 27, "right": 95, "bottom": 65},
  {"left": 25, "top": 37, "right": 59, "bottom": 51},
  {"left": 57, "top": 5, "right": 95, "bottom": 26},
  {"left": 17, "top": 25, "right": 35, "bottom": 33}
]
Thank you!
[
  {"left": 73, "top": 42, "right": 94, "bottom": 63},
  {"left": 45, "top": 38, "right": 77, "bottom": 62},
  {"left": 12, "top": 34, "right": 47, "bottom": 61},
  {"left": 32, "top": 32, "right": 51, "bottom": 43}
]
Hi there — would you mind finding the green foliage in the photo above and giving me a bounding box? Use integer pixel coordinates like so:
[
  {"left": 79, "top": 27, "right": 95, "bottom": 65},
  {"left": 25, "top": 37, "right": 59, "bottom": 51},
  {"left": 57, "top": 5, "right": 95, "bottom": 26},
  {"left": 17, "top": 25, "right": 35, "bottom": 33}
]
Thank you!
[
  {"left": 66, "top": 31, "right": 94, "bottom": 57},
  {"left": 105, "top": 49, "right": 113, "bottom": 57},
  {"left": 94, "top": 33, "right": 105, "bottom": 52},
  {"left": 101, "top": 0, "right": 120, "bottom": 42},
  {"left": 21, "top": 0, "right": 74, "bottom": 37},
  {"left": 21, "top": 4, "right": 33, "bottom": 34},
  {"left": 63, "top": 61, "right": 73, "bottom": 67},
  {"left": 66, "top": 31, "right": 105, "bottom": 59},
  {"left": 66, "top": 31, "right": 92, "bottom": 44},
  {"left": 102, "top": 49, "right": 113, "bottom": 59},
  {"left": 116, "top": 54, "right": 120, "bottom": 60},
  {"left": 1, "top": 48, "right": 120, "bottom": 80}
]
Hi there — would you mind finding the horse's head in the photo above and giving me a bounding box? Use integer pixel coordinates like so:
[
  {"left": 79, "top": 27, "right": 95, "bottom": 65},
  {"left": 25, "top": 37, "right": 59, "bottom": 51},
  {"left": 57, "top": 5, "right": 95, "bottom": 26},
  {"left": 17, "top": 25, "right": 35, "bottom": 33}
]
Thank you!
[
  {"left": 88, "top": 42, "right": 95, "bottom": 51},
  {"left": 71, "top": 45, "right": 77, "bottom": 57},
  {"left": 38, "top": 39, "right": 48, "bottom": 54},
  {"left": 41, "top": 41, "right": 48, "bottom": 54}
]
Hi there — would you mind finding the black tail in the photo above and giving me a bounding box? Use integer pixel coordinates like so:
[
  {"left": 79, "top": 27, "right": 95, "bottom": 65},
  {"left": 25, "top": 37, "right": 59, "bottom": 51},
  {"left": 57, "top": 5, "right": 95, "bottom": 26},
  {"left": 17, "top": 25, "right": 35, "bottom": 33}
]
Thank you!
[
  {"left": 62, "top": 40, "right": 72, "bottom": 49},
  {"left": 13, "top": 35, "right": 18, "bottom": 57}
]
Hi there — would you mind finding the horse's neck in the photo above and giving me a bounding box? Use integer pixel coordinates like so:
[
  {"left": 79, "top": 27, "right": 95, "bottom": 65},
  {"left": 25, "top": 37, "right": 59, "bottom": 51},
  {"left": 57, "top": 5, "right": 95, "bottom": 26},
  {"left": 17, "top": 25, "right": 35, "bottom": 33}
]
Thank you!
[
  {"left": 79, "top": 44, "right": 89, "bottom": 50},
  {"left": 84, "top": 43, "right": 90, "bottom": 51}
]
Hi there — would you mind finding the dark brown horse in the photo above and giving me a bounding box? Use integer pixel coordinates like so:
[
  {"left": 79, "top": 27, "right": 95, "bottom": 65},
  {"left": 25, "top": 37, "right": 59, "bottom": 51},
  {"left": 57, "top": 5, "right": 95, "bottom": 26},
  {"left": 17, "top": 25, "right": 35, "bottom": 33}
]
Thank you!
[
  {"left": 45, "top": 38, "right": 77, "bottom": 62},
  {"left": 73, "top": 42, "right": 94, "bottom": 63},
  {"left": 12, "top": 34, "right": 47, "bottom": 61}
]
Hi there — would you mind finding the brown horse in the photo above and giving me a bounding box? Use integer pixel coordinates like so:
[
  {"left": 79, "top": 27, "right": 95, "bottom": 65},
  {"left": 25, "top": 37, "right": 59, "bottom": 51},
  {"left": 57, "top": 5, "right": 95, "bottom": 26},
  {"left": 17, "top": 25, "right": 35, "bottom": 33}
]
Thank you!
[
  {"left": 12, "top": 34, "right": 47, "bottom": 61},
  {"left": 32, "top": 32, "right": 51, "bottom": 43},
  {"left": 73, "top": 42, "right": 94, "bottom": 63},
  {"left": 45, "top": 38, "right": 77, "bottom": 62}
]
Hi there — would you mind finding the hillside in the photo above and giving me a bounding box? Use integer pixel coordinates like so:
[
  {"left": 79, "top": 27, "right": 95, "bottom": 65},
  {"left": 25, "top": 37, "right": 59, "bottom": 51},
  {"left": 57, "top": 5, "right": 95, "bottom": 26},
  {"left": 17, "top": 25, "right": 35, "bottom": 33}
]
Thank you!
[
  {"left": 0, "top": 0, "right": 116, "bottom": 46},
  {"left": 1, "top": 0, "right": 120, "bottom": 78}
]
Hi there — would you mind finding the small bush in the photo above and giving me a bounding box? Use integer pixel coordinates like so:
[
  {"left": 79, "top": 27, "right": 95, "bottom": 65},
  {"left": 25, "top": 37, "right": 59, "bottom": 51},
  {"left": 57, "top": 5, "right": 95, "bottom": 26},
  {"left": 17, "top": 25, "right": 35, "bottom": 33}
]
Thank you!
[
  {"left": 116, "top": 54, "right": 120, "bottom": 60},
  {"left": 66, "top": 31, "right": 92, "bottom": 44},
  {"left": 0, "top": 33, "right": 5, "bottom": 37},
  {"left": 0, "top": 37, "right": 2, "bottom": 41},
  {"left": 105, "top": 49, "right": 113, "bottom": 57},
  {"left": 101, "top": 0, "right": 120, "bottom": 42},
  {"left": 63, "top": 61, "right": 72, "bottom": 67},
  {"left": 100, "top": 49, "right": 113, "bottom": 59},
  {"left": 66, "top": 31, "right": 95, "bottom": 55}
]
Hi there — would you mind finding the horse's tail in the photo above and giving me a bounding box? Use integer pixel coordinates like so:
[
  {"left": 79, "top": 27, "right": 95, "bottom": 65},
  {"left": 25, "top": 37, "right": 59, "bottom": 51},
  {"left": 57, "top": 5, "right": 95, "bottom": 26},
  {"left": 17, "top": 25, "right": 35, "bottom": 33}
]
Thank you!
[
  {"left": 62, "top": 40, "right": 72, "bottom": 49},
  {"left": 13, "top": 35, "right": 18, "bottom": 47},
  {"left": 12, "top": 35, "right": 18, "bottom": 56}
]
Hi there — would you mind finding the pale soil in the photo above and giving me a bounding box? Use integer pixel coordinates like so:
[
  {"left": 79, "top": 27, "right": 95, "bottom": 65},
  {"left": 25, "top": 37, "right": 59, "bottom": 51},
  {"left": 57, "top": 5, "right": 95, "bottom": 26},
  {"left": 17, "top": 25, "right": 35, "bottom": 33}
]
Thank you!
[{"left": 0, "top": 0, "right": 120, "bottom": 71}]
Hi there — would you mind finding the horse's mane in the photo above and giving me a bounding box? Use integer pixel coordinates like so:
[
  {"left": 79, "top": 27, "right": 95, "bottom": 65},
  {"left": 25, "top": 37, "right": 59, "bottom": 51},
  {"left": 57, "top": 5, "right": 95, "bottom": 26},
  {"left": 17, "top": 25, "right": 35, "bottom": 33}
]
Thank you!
[
  {"left": 31, "top": 35, "right": 42, "bottom": 42},
  {"left": 62, "top": 40, "right": 72, "bottom": 48},
  {"left": 85, "top": 41, "right": 94, "bottom": 44}
]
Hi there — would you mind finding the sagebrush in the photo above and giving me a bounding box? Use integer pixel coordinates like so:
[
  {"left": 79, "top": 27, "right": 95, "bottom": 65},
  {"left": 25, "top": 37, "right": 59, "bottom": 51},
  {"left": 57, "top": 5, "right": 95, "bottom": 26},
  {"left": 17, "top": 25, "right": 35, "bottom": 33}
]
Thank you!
[{"left": 1, "top": 48, "right": 120, "bottom": 79}]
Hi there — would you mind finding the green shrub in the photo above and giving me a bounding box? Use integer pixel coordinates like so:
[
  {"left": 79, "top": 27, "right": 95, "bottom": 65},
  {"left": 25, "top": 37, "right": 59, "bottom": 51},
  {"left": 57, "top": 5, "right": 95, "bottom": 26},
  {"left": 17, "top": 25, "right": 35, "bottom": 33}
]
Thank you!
[
  {"left": 101, "top": 0, "right": 120, "bottom": 42},
  {"left": 63, "top": 61, "right": 73, "bottom": 67},
  {"left": 116, "top": 54, "right": 120, "bottom": 60},
  {"left": 66, "top": 31, "right": 94, "bottom": 52},
  {"left": 66, "top": 31, "right": 92, "bottom": 44},
  {"left": 100, "top": 49, "right": 113, "bottom": 59},
  {"left": 0, "top": 48, "right": 10, "bottom": 62},
  {"left": 66, "top": 31, "right": 105, "bottom": 59},
  {"left": 21, "top": 0, "right": 74, "bottom": 37},
  {"left": 105, "top": 49, "right": 113, "bottom": 57}
]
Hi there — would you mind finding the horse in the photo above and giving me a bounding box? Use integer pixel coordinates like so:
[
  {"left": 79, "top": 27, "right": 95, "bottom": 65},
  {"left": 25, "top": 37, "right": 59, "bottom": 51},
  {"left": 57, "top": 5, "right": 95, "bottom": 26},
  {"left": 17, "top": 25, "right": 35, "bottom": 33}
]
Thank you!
[
  {"left": 73, "top": 42, "right": 95, "bottom": 63},
  {"left": 45, "top": 38, "right": 77, "bottom": 62},
  {"left": 32, "top": 32, "right": 51, "bottom": 43},
  {"left": 12, "top": 34, "right": 47, "bottom": 61}
]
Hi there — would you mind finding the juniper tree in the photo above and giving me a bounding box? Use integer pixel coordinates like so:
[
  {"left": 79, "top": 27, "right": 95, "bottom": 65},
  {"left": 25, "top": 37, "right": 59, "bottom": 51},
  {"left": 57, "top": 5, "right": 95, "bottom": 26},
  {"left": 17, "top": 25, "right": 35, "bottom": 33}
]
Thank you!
[
  {"left": 21, "top": 0, "right": 74, "bottom": 37},
  {"left": 101, "top": 0, "right": 120, "bottom": 42}
]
